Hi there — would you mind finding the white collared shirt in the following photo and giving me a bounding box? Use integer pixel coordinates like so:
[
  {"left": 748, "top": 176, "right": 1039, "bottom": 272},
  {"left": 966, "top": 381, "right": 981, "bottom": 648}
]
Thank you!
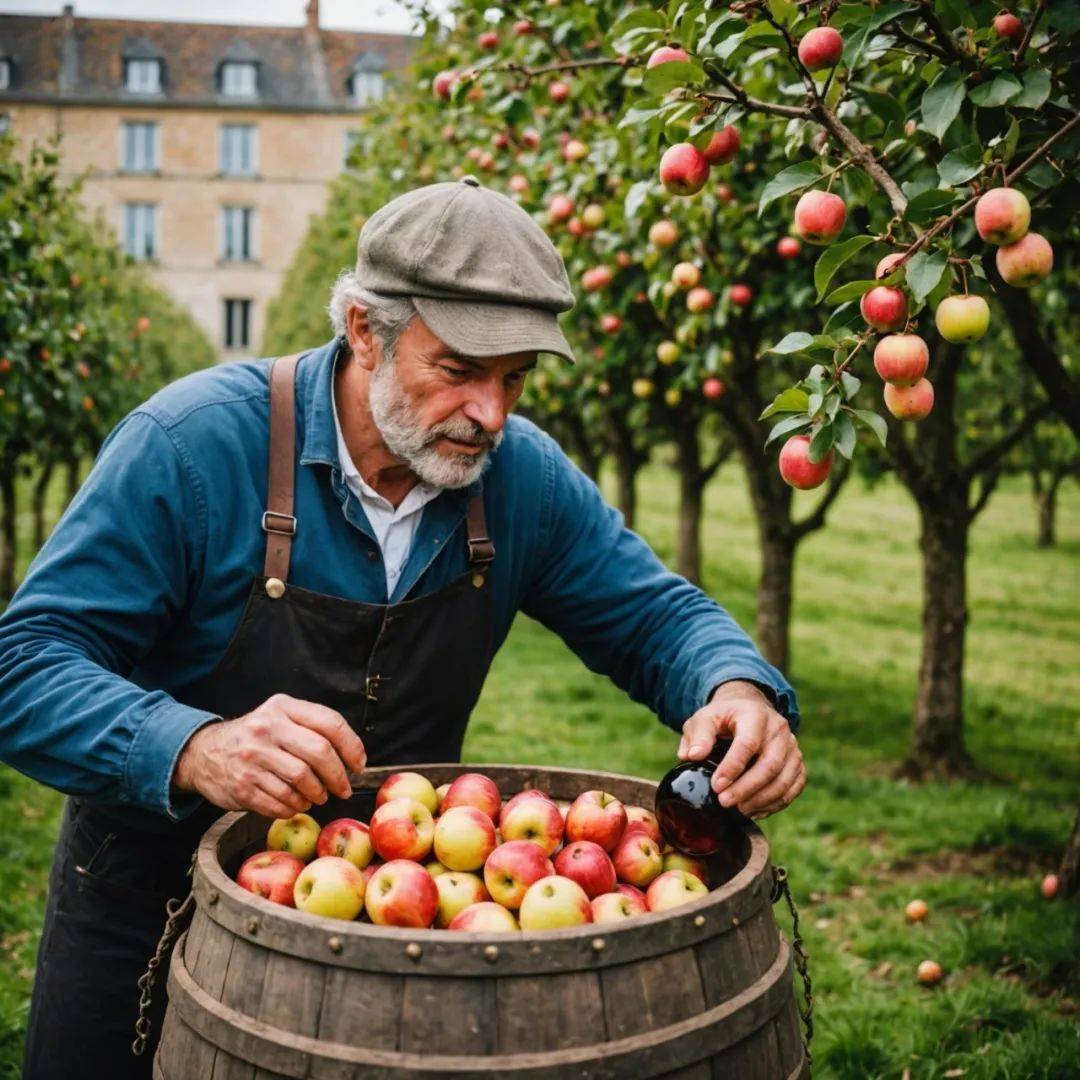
[{"left": 332, "top": 387, "right": 441, "bottom": 596}]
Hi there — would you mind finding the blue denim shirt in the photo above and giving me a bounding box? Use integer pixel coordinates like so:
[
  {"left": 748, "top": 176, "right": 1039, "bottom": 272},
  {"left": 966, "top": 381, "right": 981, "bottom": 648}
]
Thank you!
[{"left": 0, "top": 337, "right": 800, "bottom": 819}]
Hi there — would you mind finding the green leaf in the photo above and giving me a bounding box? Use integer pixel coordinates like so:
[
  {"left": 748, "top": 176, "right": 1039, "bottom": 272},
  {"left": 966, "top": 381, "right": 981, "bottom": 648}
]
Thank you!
[
  {"left": 1014, "top": 68, "right": 1051, "bottom": 110},
  {"left": 937, "top": 147, "right": 984, "bottom": 187},
  {"left": 758, "top": 387, "right": 810, "bottom": 420},
  {"left": 904, "top": 189, "right": 958, "bottom": 223},
  {"left": 767, "top": 0, "right": 798, "bottom": 27},
  {"left": 814, "top": 235, "right": 876, "bottom": 301},
  {"left": 642, "top": 60, "right": 706, "bottom": 96},
  {"left": 767, "top": 331, "right": 815, "bottom": 355},
  {"left": 921, "top": 70, "right": 966, "bottom": 140},
  {"left": 765, "top": 414, "right": 813, "bottom": 449},
  {"left": 824, "top": 278, "right": 879, "bottom": 305},
  {"left": 905, "top": 249, "right": 950, "bottom": 304},
  {"left": 1000, "top": 117, "right": 1020, "bottom": 164},
  {"left": 808, "top": 391, "right": 824, "bottom": 417},
  {"left": 833, "top": 411, "right": 856, "bottom": 460},
  {"left": 808, "top": 422, "right": 834, "bottom": 464},
  {"left": 855, "top": 89, "right": 906, "bottom": 130},
  {"left": 840, "top": 371, "right": 861, "bottom": 401},
  {"left": 853, "top": 408, "right": 888, "bottom": 448},
  {"left": 618, "top": 105, "right": 663, "bottom": 130},
  {"left": 969, "top": 73, "right": 1023, "bottom": 108},
  {"left": 825, "top": 392, "right": 843, "bottom": 421},
  {"left": 757, "top": 162, "right": 820, "bottom": 218},
  {"left": 624, "top": 180, "right": 652, "bottom": 222},
  {"left": 609, "top": 7, "right": 666, "bottom": 39}
]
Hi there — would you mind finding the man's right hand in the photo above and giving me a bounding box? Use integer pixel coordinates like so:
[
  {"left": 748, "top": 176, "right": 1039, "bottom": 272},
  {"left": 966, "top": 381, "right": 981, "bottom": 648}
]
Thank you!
[{"left": 172, "top": 694, "right": 367, "bottom": 818}]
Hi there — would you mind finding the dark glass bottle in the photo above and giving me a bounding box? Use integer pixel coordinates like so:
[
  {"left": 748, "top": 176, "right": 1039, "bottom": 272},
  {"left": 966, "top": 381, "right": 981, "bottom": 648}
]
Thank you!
[{"left": 654, "top": 738, "right": 747, "bottom": 856}]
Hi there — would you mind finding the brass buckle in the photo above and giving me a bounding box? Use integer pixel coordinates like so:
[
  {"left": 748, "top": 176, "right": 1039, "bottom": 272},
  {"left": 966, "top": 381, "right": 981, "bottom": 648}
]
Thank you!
[{"left": 262, "top": 511, "right": 297, "bottom": 537}]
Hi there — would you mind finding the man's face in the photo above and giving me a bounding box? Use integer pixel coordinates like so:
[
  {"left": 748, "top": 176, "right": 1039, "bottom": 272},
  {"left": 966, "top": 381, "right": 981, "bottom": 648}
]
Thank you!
[{"left": 368, "top": 315, "right": 536, "bottom": 489}]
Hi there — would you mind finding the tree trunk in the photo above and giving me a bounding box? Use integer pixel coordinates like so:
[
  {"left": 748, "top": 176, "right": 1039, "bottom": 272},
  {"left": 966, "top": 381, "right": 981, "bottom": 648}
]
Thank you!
[
  {"left": 1034, "top": 469, "right": 1064, "bottom": 549},
  {"left": 899, "top": 492, "right": 976, "bottom": 779},
  {"left": 756, "top": 526, "right": 796, "bottom": 672},
  {"left": 63, "top": 456, "right": 80, "bottom": 506},
  {"left": 0, "top": 461, "right": 16, "bottom": 603},
  {"left": 673, "top": 425, "right": 704, "bottom": 585},
  {"left": 1058, "top": 809, "right": 1080, "bottom": 898},
  {"left": 32, "top": 459, "right": 56, "bottom": 550},
  {"left": 615, "top": 451, "right": 638, "bottom": 530},
  {"left": 559, "top": 414, "right": 601, "bottom": 483}
]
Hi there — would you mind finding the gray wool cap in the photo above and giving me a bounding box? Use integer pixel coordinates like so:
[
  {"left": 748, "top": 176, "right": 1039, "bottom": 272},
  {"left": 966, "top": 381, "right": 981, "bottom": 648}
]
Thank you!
[{"left": 356, "top": 175, "right": 577, "bottom": 363}]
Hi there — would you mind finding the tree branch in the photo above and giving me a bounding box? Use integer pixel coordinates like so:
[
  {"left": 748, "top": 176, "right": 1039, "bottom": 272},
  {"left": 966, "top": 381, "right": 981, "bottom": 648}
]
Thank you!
[
  {"left": 961, "top": 400, "right": 1054, "bottom": 483},
  {"left": 697, "top": 89, "right": 809, "bottom": 120},
  {"left": 495, "top": 56, "right": 631, "bottom": 79},
  {"left": 1014, "top": 1, "right": 1047, "bottom": 68},
  {"left": 917, "top": 0, "right": 972, "bottom": 65},
  {"left": 702, "top": 440, "right": 735, "bottom": 483},
  {"left": 883, "top": 411, "right": 931, "bottom": 499},
  {"left": 791, "top": 461, "right": 850, "bottom": 540},
  {"left": 966, "top": 466, "right": 1001, "bottom": 524}
]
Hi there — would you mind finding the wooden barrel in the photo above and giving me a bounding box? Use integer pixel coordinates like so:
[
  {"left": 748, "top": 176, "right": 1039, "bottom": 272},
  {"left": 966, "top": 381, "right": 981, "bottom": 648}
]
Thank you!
[{"left": 156, "top": 764, "right": 808, "bottom": 1079}]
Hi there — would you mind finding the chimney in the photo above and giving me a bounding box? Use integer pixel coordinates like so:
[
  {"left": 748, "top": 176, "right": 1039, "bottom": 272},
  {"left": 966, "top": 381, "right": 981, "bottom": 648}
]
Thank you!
[
  {"left": 59, "top": 4, "right": 78, "bottom": 94},
  {"left": 62, "top": 4, "right": 75, "bottom": 29},
  {"left": 305, "top": 0, "right": 319, "bottom": 31}
]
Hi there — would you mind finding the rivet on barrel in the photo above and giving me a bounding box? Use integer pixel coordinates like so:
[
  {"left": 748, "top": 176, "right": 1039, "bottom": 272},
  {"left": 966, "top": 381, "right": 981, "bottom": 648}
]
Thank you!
[
  {"left": 327, "top": 936, "right": 343, "bottom": 955},
  {"left": 731, "top": 916, "right": 741, "bottom": 928},
  {"left": 694, "top": 914, "right": 706, "bottom": 928},
  {"left": 483, "top": 945, "right": 499, "bottom": 963},
  {"left": 405, "top": 943, "right": 423, "bottom": 961},
  {"left": 591, "top": 937, "right": 606, "bottom": 952},
  {"left": 247, "top": 917, "right": 258, "bottom": 935}
]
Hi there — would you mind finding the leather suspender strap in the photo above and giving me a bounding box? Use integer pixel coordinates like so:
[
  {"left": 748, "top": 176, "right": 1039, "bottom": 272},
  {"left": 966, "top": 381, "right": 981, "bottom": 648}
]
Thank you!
[
  {"left": 262, "top": 353, "right": 303, "bottom": 583},
  {"left": 465, "top": 492, "right": 495, "bottom": 567}
]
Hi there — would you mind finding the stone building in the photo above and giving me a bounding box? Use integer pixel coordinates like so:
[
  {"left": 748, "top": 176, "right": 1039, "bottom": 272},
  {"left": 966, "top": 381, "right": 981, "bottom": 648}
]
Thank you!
[{"left": 0, "top": 2, "right": 416, "bottom": 356}]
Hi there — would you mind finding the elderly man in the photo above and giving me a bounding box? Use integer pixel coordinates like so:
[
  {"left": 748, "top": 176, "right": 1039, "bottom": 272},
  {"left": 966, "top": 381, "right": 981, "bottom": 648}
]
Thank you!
[{"left": 0, "top": 176, "right": 804, "bottom": 1077}]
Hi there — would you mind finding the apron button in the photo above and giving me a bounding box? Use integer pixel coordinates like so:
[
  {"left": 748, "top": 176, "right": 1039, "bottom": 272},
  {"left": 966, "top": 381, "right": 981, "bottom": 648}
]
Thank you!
[
  {"left": 472, "top": 573, "right": 485, "bottom": 588},
  {"left": 265, "top": 577, "right": 286, "bottom": 599}
]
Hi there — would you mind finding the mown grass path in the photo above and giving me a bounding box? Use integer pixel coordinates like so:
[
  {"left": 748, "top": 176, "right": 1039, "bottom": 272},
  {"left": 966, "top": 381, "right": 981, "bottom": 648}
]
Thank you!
[{"left": 1, "top": 461, "right": 1076, "bottom": 1078}]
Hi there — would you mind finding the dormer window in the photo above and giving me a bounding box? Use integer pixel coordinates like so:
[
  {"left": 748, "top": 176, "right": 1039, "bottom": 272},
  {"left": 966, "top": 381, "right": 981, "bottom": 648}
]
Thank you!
[
  {"left": 349, "top": 53, "right": 386, "bottom": 107},
  {"left": 125, "top": 58, "right": 162, "bottom": 94},
  {"left": 221, "top": 61, "right": 258, "bottom": 99},
  {"left": 0, "top": 59, "right": 12, "bottom": 92}
]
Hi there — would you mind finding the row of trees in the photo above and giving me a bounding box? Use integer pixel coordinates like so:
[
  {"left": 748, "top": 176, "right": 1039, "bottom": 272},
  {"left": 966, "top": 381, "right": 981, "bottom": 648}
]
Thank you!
[{"left": 0, "top": 134, "right": 216, "bottom": 600}]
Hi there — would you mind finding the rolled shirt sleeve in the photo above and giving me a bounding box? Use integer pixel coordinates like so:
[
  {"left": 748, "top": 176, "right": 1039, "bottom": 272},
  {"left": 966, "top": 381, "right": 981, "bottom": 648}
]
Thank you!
[
  {"left": 522, "top": 433, "right": 801, "bottom": 734},
  {"left": 0, "top": 412, "right": 219, "bottom": 819}
]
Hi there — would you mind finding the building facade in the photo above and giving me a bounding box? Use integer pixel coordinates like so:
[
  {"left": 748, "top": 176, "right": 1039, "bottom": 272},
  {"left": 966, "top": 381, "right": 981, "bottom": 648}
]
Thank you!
[{"left": 0, "top": 2, "right": 416, "bottom": 357}]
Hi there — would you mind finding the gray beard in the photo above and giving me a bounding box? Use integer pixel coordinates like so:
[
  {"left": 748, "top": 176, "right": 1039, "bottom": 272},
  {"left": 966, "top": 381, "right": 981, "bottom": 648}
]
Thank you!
[{"left": 368, "top": 357, "right": 503, "bottom": 490}]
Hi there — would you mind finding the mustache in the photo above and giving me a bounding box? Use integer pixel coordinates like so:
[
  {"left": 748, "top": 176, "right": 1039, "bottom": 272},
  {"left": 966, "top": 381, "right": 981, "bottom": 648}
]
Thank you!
[{"left": 425, "top": 418, "right": 499, "bottom": 450}]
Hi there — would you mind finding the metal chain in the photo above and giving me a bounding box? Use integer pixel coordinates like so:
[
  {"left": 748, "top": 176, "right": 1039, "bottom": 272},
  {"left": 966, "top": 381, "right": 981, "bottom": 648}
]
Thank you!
[
  {"left": 771, "top": 863, "right": 814, "bottom": 1065},
  {"left": 131, "top": 852, "right": 198, "bottom": 1058}
]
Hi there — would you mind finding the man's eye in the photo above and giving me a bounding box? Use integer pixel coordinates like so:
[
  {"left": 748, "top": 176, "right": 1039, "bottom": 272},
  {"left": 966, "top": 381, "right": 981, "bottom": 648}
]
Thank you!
[{"left": 441, "top": 366, "right": 469, "bottom": 378}]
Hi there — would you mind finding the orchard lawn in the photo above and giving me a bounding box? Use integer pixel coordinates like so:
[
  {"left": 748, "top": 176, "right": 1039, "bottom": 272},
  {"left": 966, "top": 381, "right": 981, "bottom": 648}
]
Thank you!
[{"left": 1, "top": 460, "right": 1077, "bottom": 1079}]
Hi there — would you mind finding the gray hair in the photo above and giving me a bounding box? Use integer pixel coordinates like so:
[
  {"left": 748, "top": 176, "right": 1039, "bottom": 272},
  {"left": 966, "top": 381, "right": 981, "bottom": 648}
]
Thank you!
[{"left": 327, "top": 268, "right": 416, "bottom": 361}]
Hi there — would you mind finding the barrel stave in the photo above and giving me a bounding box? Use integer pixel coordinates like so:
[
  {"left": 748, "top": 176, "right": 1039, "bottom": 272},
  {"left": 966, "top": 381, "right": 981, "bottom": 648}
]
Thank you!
[
  {"left": 599, "top": 946, "right": 706, "bottom": 1040},
  {"left": 495, "top": 969, "right": 607, "bottom": 1052}
]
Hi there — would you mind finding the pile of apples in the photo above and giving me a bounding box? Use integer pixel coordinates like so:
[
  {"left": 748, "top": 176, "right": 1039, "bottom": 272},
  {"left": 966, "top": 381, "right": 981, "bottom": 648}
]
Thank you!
[{"left": 235, "top": 771, "right": 712, "bottom": 931}]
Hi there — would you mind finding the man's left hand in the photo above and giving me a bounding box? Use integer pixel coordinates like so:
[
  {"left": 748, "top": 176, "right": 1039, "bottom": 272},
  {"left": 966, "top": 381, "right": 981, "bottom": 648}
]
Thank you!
[{"left": 677, "top": 680, "right": 805, "bottom": 819}]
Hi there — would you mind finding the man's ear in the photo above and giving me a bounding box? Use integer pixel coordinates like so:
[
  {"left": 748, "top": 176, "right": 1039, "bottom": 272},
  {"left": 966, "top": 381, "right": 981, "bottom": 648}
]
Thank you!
[{"left": 345, "top": 304, "right": 379, "bottom": 373}]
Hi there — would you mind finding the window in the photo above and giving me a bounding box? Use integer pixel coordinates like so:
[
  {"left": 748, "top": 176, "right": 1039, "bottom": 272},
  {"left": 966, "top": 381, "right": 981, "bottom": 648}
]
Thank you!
[
  {"left": 221, "top": 206, "right": 256, "bottom": 261},
  {"left": 125, "top": 59, "right": 161, "bottom": 94},
  {"left": 121, "top": 121, "right": 159, "bottom": 172},
  {"left": 221, "top": 62, "right": 258, "bottom": 98},
  {"left": 220, "top": 123, "right": 257, "bottom": 175},
  {"left": 122, "top": 203, "right": 158, "bottom": 261},
  {"left": 224, "top": 299, "right": 252, "bottom": 349},
  {"left": 350, "top": 53, "right": 386, "bottom": 107},
  {"left": 0, "top": 59, "right": 11, "bottom": 91}
]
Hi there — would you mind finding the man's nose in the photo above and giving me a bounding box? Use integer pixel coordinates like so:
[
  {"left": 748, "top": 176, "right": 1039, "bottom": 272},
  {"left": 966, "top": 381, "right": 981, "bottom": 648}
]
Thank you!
[{"left": 461, "top": 379, "right": 509, "bottom": 435}]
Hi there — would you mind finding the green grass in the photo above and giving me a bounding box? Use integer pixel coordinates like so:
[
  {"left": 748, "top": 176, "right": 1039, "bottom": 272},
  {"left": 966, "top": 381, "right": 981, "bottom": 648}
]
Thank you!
[{"left": 1, "top": 458, "right": 1077, "bottom": 1079}]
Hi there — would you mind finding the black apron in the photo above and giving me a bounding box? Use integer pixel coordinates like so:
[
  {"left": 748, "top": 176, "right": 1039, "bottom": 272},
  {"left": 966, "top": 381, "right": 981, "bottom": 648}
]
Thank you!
[{"left": 23, "top": 352, "right": 498, "bottom": 1078}]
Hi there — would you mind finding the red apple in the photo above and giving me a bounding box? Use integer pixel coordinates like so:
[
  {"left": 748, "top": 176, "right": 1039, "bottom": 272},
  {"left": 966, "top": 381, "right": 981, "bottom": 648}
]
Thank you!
[
  {"left": 434, "top": 871, "right": 490, "bottom": 928},
  {"left": 316, "top": 818, "right": 374, "bottom": 870},
  {"left": 701, "top": 125, "right": 739, "bottom": 166},
  {"left": 729, "top": 283, "right": 752, "bottom": 307},
  {"left": 873, "top": 334, "right": 929, "bottom": 386},
  {"left": 502, "top": 789, "right": 556, "bottom": 817},
  {"left": 657, "top": 340, "right": 681, "bottom": 365},
  {"left": 703, "top": 377, "right": 725, "bottom": 400},
  {"left": 611, "top": 832, "right": 664, "bottom": 888},
  {"left": 779, "top": 434, "right": 834, "bottom": 490},
  {"left": 433, "top": 805, "right": 497, "bottom": 871},
  {"left": 1041, "top": 873, "right": 1060, "bottom": 900},
  {"left": 777, "top": 236, "right": 802, "bottom": 259},
  {"left": 567, "top": 217, "right": 586, "bottom": 237},
  {"left": 649, "top": 219, "right": 678, "bottom": 247},
  {"left": 508, "top": 173, "right": 529, "bottom": 195},
  {"left": 441, "top": 772, "right": 501, "bottom": 824},
  {"left": 563, "top": 138, "right": 589, "bottom": 163},
  {"left": 565, "top": 791, "right": 627, "bottom": 852},
  {"left": 992, "top": 11, "right": 1024, "bottom": 44},
  {"left": 364, "top": 859, "right": 439, "bottom": 927},
  {"left": 492, "top": 131, "right": 510, "bottom": 150},
  {"left": 432, "top": 69, "right": 458, "bottom": 101},
  {"left": 514, "top": 19, "right": 534, "bottom": 36},
  {"left": 483, "top": 840, "right": 556, "bottom": 910},
  {"left": 499, "top": 794, "right": 564, "bottom": 855},
  {"left": 860, "top": 286, "right": 908, "bottom": 332},
  {"left": 601, "top": 314, "right": 623, "bottom": 334},
  {"left": 884, "top": 378, "right": 935, "bottom": 420},
  {"left": 975, "top": 187, "right": 1031, "bottom": 245},
  {"left": 361, "top": 859, "right": 383, "bottom": 887},
  {"left": 615, "top": 251, "right": 633, "bottom": 269},
  {"left": 687, "top": 287, "right": 714, "bottom": 313},
  {"left": 996, "top": 232, "right": 1053, "bottom": 287},
  {"left": 646, "top": 45, "right": 691, "bottom": 68},
  {"left": 549, "top": 80, "right": 570, "bottom": 104},
  {"left": 369, "top": 797, "right": 435, "bottom": 862},
  {"left": 798, "top": 26, "right": 844, "bottom": 71},
  {"left": 554, "top": 840, "right": 617, "bottom": 899},
  {"left": 646, "top": 869, "right": 709, "bottom": 912},
  {"left": 659, "top": 143, "right": 710, "bottom": 196},
  {"left": 672, "top": 262, "right": 701, "bottom": 289},
  {"left": 267, "top": 813, "right": 320, "bottom": 862},
  {"left": 714, "top": 182, "right": 734, "bottom": 203},
  {"left": 622, "top": 806, "right": 661, "bottom": 845},
  {"left": 448, "top": 901, "right": 520, "bottom": 932},
  {"left": 794, "top": 189, "right": 846, "bottom": 245},
  {"left": 905, "top": 898, "right": 929, "bottom": 922},
  {"left": 376, "top": 772, "right": 439, "bottom": 815},
  {"left": 591, "top": 890, "right": 648, "bottom": 923},
  {"left": 935, "top": 295, "right": 990, "bottom": 343},
  {"left": 875, "top": 252, "right": 905, "bottom": 279},
  {"left": 477, "top": 30, "right": 499, "bottom": 50},
  {"left": 616, "top": 883, "right": 647, "bottom": 903},
  {"left": 236, "top": 851, "right": 305, "bottom": 906},
  {"left": 661, "top": 851, "right": 709, "bottom": 886},
  {"left": 293, "top": 856, "right": 366, "bottom": 920},
  {"left": 582, "top": 265, "right": 614, "bottom": 292},
  {"left": 917, "top": 959, "right": 943, "bottom": 985},
  {"left": 519, "top": 875, "right": 593, "bottom": 930},
  {"left": 521, "top": 127, "right": 541, "bottom": 150},
  {"left": 434, "top": 783, "right": 451, "bottom": 812},
  {"left": 547, "top": 193, "right": 574, "bottom": 224}
]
